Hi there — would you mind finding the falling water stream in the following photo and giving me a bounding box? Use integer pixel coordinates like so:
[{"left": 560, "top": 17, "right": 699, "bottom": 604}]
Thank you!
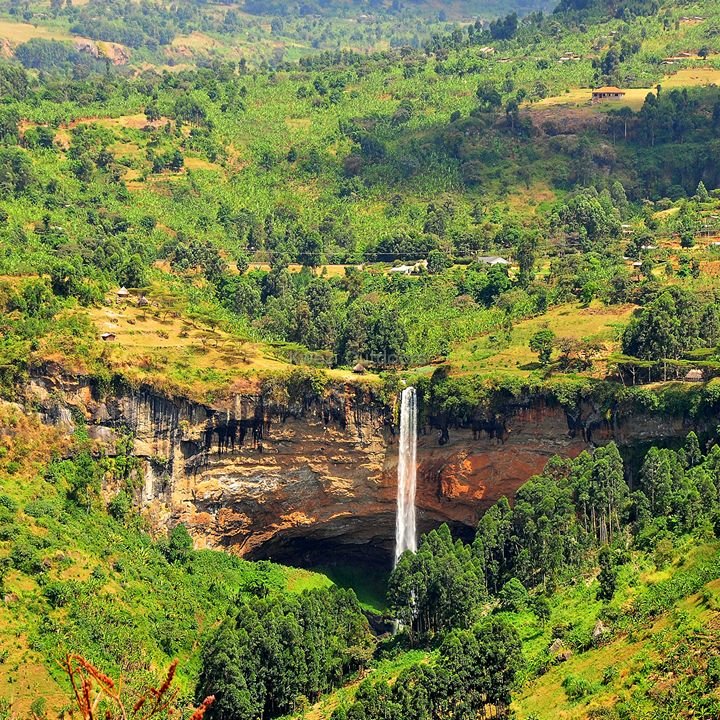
[{"left": 395, "top": 386, "right": 417, "bottom": 566}]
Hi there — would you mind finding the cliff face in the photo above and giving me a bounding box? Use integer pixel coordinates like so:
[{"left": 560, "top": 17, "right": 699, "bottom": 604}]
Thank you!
[{"left": 25, "top": 367, "right": 705, "bottom": 563}]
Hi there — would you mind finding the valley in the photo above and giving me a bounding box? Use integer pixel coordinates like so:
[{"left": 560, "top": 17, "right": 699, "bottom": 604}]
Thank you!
[{"left": 3, "top": 0, "right": 720, "bottom": 718}]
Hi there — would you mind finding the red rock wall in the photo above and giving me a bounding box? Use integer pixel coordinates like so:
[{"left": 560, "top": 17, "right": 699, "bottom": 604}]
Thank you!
[{"left": 25, "top": 370, "right": 706, "bottom": 559}]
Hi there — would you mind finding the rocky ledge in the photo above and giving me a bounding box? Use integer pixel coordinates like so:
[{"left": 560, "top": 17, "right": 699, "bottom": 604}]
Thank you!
[{"left": 23, "top": 366, "right": 706, "bottom": 564}]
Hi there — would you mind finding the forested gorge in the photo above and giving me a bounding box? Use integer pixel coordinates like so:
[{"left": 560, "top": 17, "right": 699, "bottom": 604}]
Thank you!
[
  {"left": 386, "top": 433, "right": 720, "bottom": 640},
  {"left": 197, "top": 589, "right": 373, "bottom": 720},
  {"left": 327, "top": 432, "right": 720, "bottom": 719}
]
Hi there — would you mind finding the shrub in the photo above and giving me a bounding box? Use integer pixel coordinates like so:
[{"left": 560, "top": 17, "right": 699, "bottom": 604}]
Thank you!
[
  {"left": 654, "top": 537, "right": 674, "bottom": 568},
  {"left": 499, "top": 578, "right": 529, "bottom": 612},
  {"left": 707, "top": 655, "right": 720, "bottom": 684},
  {"left": 107, "top": 491, "right": 132, "bottom": 522},
  {"left": 551, "top": 621, "right": 572, "bottom": 639},
  {"left": 162, "top": 524, "right": 194, "bottom": 564},
  {"left": 10, "top": 537, "right": 43, "bottom": 574},
  {"left": 24, "top": 499, "right": 61, "bottom": 519},
  {"left": 29, "top": 698, "right": 46, "bottom": 720},
  {"left": 602, "top": 665, "right": 618, "bottom": 685},
  {"left": 43, "top": 580, "right": 79, "bottom": 608},
  {"left": 562, "top": 674, "right": 598, "bottom": 701},
  {"left": 0, "top": 495, "right": 17, "bottom": 513},
  {"left": 567, "top": 624, "right": 594, "bottom": 652}
]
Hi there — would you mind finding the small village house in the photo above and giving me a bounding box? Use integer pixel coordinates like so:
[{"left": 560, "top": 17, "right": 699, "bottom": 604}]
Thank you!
[
  {"left": 592, "top": 86, "right": 626, "bottom": 103},
  {"left": 476, "top": 256, "right": 510, "bottom": 266},
  {"left": 389, "top": 259, "right": 428, "bottom": 275}
]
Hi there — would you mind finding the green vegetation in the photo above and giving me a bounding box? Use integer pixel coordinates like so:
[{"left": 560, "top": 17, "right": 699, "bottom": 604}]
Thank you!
[
  {"left": 4, "top": 0, "right": 720, "bottom": 718},
  {"left": 197, "top": 588, "right": 373, "bottom": 720},
  {"left": 0, "top": 0, "right": 554, "bottom": 68},
  {"left": 339, "top": 431, "right": 720, "bottom": 719},
  {"left": 2, "top": 0, "right": 720, "bottom": 394},
  {"left": 0, "top": 405, "right": 334, "bottom": 712}
]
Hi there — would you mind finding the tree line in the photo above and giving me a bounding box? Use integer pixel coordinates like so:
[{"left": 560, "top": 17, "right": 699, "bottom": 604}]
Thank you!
[
  {"left": 389, "top": 432, "right": 720, "bottom": 641},
  {"left": 196, "top": 587, "right": 374, "bottom": 720}
]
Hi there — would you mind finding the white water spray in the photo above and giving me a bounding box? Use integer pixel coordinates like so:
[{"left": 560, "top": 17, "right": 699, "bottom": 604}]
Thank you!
[{"left": 395, "top": 386, "right": 417, "bottom": 566}]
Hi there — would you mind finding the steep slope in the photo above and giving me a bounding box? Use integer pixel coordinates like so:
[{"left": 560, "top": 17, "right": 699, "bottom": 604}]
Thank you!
[
  {"left": 19, "top": 364, "right": 720, "bottom": 567},
  {"left": 0, "top": 402, "right": 331, "bottom": 714},
  {"left": 290, "top": 541, "right": 720, "bottom": 720}
]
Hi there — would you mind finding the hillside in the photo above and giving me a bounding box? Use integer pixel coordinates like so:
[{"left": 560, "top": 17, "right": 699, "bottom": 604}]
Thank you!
[
  {"left": 3, "top": 0, "right": 720, "bottom": 719},
  {"left": 0, "top": 403, "right": 341, "bottom": 713},
  {"left": 0, "top": 0, "right": 554, "bottom": 69},
  {"left": 290, "top": 540, "right": 720, "bottom": 720}
]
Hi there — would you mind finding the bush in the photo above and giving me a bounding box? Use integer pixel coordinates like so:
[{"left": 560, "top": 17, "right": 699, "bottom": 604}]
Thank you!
[
  {"left": 551, "top": 621, "right": 572, "bottom": 639},
  {"left": 602, "top": 665, "right": 618, "bottom": 685},
  {"left": 107, "top": 491, "right": 132, "bottom": 522},
  {"left": 24, "top": 499, "right": 61, "bottom": 519},
  {"left": 562, "top": 674, "right": 598, "bottom": 701},
  {"left": 567, "top": 624, "right": 594, "bottom": 652},
  {"left": 29, "top": 698, "right": 46, "bottom": 720},
  {"left": 707, "top": 656, "right": 720, "bottom": 684},
  {"left": 10, "top": 537, "right": 43, "bottom": 574},
  {"left": 499, "top": 578, "right": 529, "bottom": 612},
  {"left": 43, "top": 580, "right": 79, "bottom": 608},
  {"left": 0, "top": 495, "right": 17, "bottom": 513},
  {"left": 654, "top": 537, "right": 674, "bottom": 568},
  {"left": 162, "top": 524, "right": 194, "bottom": 564}
]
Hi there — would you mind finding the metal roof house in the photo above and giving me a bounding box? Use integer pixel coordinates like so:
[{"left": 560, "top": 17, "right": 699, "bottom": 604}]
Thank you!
[{"left": 476, "top": 256, "right": 510, "bottom": 266}]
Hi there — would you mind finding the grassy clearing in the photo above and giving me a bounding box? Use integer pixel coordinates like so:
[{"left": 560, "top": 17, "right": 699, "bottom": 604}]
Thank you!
[
  {"left": 283, "top": 567, "right": 335, "bottom": 594},
  {"left": 85, "top": 297, "right": 291, "bottom": 397},
  {"left": 535, "top": 66, "right": 720, "bottom": 112},
  {"left": 0, "top": 19, "right": 74, "bottom": 44},
  {"left": 311, "top": 563, "right": 389, "bottom": 614},
  {"left": 75, "top": 283, "right": 376, "bottom": 398},
  {"left": 448, "top": 301, "right": 635, "bottom": 377}
]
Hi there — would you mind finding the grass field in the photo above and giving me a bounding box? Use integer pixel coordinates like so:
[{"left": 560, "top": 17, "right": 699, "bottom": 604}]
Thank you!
[
  {"left": 535, "top": 66, "right": 720, "bottom": 112},
  {"left": 447, "top": 302, "right": 635, "bottom": 377},
  {"left": 311, "top": 563, "right": 389, "bottom": 613},
  {"left": 76, "top": 283, "right": 374, "bottom": 400},
  {"left": 247, "top": 263, "right": 353, "bottom": 277},
  {"left": 0, "top": 19, "right": 74, "bottom": 44}
]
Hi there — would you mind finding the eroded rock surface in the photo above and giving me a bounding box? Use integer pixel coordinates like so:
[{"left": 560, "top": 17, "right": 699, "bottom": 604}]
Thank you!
[{"left": 25, "top": 367, "right": 705, "bottom": 561}]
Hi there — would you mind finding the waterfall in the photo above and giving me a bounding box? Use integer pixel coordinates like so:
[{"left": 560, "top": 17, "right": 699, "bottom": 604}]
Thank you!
[{"left": 395, "top": 386, "right": 417, "bottom": 566}]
